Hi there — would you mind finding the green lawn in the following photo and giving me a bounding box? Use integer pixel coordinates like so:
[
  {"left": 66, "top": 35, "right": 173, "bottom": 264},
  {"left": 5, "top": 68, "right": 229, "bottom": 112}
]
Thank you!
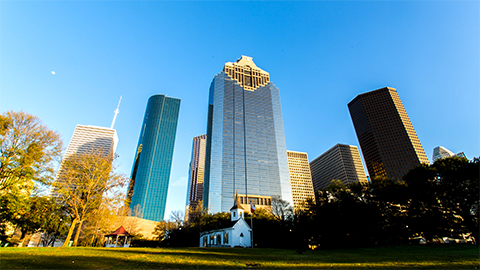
[{"left": 1, "top": 245, "right": 478, "bottom": 269}]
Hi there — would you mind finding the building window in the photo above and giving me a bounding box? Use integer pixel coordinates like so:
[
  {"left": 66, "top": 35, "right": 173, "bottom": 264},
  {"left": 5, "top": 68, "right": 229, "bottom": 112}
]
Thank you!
[{"left": 224, "top": 232, "right": 229, "bottom": 244}]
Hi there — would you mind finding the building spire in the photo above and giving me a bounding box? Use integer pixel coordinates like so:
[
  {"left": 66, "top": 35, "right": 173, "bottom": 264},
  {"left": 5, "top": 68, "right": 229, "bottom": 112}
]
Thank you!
[{"left": 110, "top": 96, "right": 122, "bottom": 129}]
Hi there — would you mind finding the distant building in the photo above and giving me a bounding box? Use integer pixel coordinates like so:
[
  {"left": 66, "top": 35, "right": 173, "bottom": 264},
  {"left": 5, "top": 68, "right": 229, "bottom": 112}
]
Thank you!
[
  {"left": 309, "top": 144, "right": 368, "bottom": 192},
  {"left": 127, "top": 94, "right": 181, "bottom": 222},
  {"left": 348, "top": 87, "right": 429, "bottom": 180},
  {"left": 286, "top": 150, "right": 315, "bottom": 210},
  {"left": 52, "top": 124, "right": 118, "bottom": 197},
  {"left": 203, "top": 56, "right": 292, "bottom": 213},
  {"left": 432, "top": 146, "right": 467, "bottom": 163},
  {"left": 186, "top": 134, "right": 207, "bottom": 220}
]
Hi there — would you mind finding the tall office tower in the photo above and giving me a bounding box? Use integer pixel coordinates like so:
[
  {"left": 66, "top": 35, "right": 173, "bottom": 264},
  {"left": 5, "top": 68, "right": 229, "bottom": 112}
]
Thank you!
[
  {"left": 185, "top": 134, "right": 207, "bottom": 219},
  {"left": 203, "top": 56, "right": 292, "bottom": 213},
  {"left": 127, "top": 94, "right": 181, "bottom": 222},
  {"left": 52, "top": 125, "right": 118, "bottom": 197},
  {"left": 310, "top": 144, "right": 368, "bottom": 192},
  {"left": 348, "top": 87, "right": 429, "bottom": 180},
  {"left": 432, "top": 146, "right": 467, "bottom": 163},
  {"left": 286, "top": 150, "right": 315, "bottom": 211}
]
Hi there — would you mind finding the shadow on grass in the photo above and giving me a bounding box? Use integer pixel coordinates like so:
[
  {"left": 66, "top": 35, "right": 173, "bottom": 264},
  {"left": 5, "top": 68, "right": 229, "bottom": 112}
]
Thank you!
[{"left": 2, "top": 245, "right": 479, "bottom": 269}]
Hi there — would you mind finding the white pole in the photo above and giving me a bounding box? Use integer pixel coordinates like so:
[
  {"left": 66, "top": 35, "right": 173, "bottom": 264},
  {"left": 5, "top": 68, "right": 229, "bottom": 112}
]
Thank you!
[{"left": 110, "top": 96, "right": 122, "bottom": 129}]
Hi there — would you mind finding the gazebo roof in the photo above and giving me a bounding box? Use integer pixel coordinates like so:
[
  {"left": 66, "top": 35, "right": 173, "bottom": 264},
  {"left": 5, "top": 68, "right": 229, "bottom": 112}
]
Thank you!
[{"left": 105, "top": 226, "right": 131, "bottom": 237}]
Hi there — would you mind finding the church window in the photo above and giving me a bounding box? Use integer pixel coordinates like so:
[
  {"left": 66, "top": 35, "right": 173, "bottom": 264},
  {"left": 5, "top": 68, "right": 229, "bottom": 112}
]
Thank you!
[{"left": 224, "top": 232, "right": 229, "bottom": 244}]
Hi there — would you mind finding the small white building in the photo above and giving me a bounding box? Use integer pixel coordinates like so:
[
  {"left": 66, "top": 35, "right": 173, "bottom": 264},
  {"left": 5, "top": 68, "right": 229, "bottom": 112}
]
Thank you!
[{"left": 199, "top": 195, "right": 252, "bottom": 248}]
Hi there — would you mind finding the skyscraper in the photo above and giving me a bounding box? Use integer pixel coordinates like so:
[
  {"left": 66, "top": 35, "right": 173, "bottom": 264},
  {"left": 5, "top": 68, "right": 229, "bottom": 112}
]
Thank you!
[
  {"left": 348, "top": 87, "right": 429, "bottom": 180},
  {"left": 309, "top": 144, "right": 368, "bottom": 192},
  {"left": 52, "top": 125, "right": 118, "bottom": 197},
  {"left": 186, "top": 134, "right": 207, "bottom": 218},
  {"left": 286, "top": 150, "right": 315, "bottom": 211},
  {"left": 432, "top": 146, "right": 467, "bottom": 163},
  {"left": 203, "top": 56, "right": 292, "bottom": 213},
  {"left": 127, "top": 94, "right": 180, "bottom": 222}
]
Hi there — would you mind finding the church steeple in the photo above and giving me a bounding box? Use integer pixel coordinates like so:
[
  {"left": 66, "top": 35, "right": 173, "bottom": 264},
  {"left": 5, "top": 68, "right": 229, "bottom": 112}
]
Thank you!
[{"left": 230, "top": 190, "right": 244, "bottom": 221}]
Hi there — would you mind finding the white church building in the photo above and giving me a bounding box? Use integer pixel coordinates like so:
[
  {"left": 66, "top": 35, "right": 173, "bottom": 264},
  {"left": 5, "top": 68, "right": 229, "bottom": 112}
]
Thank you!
[{"left": 199, "top": 195, "right": 252, "bottom": 247}]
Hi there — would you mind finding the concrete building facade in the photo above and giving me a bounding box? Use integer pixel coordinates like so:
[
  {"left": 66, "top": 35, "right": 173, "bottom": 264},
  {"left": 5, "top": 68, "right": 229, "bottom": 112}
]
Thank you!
[
  {"left": 286, "top": 150, "right": 315, "bottom": 211},
  {"left": 310, "top": 144, "right": 368, "bottom": 192},
  {"left": 348, "top": 87, "right": 429, "bottom": 180},
  {"left": 186, "top": 134, "right": 207, "bottom": 220}
]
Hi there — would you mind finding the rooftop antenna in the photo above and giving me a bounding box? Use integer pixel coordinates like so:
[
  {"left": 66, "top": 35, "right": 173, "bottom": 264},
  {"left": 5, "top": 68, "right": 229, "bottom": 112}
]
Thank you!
[{"left": 110, "top": 96, "right": 122, "bottom": 129}]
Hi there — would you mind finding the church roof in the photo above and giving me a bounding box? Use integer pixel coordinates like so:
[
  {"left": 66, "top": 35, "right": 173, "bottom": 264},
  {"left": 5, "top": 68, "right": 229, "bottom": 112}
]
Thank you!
[
  {"left": 230, "top": 191, "right": 244, "bottom": 211},
  {"left": 105, "top": 226, "right": 131, "bottom": 237}
]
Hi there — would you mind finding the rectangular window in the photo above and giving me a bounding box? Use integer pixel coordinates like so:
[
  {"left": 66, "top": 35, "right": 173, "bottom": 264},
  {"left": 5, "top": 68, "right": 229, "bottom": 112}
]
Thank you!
[{"left": 224, "top": 232, "right": 229, "bottom": 244}]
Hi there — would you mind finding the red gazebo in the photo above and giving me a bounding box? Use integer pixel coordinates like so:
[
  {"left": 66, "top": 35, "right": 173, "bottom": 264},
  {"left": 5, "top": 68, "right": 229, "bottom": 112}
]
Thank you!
[{"left": 104, "top": 226, "right": 131, "bottom": 248}]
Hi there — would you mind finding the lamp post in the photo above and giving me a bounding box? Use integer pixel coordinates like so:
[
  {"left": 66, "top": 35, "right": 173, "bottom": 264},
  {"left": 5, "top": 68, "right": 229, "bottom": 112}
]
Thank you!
[{"left": 94, "top": 228, "right": 101, "bottom": 247}]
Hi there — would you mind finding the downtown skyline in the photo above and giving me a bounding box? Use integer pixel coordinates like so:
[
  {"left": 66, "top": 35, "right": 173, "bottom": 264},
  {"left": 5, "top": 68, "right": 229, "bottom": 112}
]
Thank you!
[{"left": 1, "top": 1, "right": 478, "bottom": 220}]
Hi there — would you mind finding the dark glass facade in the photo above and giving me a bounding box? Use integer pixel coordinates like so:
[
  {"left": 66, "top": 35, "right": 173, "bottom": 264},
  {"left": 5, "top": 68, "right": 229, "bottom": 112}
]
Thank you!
[
  {"left": 127, "top": 95, "right": 180, "bottom": 221},
  {"left": 203, "top": 56, "right": 292, "bottom": 213},
  {"left": 348, "top": 87, "right": 429, "bottom": 180},
  {"left": 185, "top": 134, "right": 207, "bottom": 219}
]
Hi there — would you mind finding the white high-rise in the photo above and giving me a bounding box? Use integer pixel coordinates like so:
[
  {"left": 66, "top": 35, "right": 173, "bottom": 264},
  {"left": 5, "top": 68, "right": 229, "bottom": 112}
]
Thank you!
[
  {"left": 432, "top": 146, "right": 467, "bottom": 163},
  {"left": 51, "top": 125, "right": 118, "bottom": 196}
]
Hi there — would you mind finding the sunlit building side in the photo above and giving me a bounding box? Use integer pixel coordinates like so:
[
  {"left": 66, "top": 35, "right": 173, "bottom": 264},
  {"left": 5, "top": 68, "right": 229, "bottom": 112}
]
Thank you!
[
  {"left": 286, "top": 150, "right": 315, "bottom": 211},
  {"left": 348, "top": 87, "right": 429, "bottom": 180},
  {"left": 309, "top": 143, "right": 368, "bottom": 192},
  {"left": 203, "top": 56, "right": 292, "bottom": 213}
]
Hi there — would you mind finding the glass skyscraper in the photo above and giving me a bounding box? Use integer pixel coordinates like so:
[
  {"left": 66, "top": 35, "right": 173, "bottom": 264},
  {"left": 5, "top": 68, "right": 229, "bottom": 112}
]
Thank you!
[
  {"left": 127, "top": 94, "right": 180, "bottom": 222},
  {"left": 203, "top": 56, "right": 292, "bottom": 213}
]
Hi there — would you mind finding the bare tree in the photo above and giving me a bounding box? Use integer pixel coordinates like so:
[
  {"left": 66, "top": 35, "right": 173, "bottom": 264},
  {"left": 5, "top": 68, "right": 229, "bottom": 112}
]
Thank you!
[
  {"left": 270, "top": 197, "right": 294, "bottom": 222},
  {"left": 52, "top": 149, "right": 127, "bottom": 247},
  {"left": 170, "top": 210, "right": 184, "bottom": 227}
]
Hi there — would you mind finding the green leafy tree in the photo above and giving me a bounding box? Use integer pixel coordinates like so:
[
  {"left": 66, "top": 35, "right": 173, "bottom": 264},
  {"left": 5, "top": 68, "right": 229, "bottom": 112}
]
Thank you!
[
  {"left": 0, "top": 111, "right": 62, "bottom": 192},
  {"left": 0, "top": 111, "right": 62, "bottom": 243},
  {"left": 404, "top": 157, "right": 479, "bottom": 243}
]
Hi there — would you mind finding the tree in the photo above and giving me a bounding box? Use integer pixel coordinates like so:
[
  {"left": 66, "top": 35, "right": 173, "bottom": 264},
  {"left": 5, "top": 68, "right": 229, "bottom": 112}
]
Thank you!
[
  {"left": 152, "top": 221, "right": 178, "bottom": 241},
  {"left": 404, "top": 157, "right": 479, "bottom": 243},
  {"left": 52, "top": 149, "right": 127, "bottom": 247},
  {"left": 0, "top": 111, "right": 62, "bottom": 244},
  {"left": 169, "top": 210, "right": 184, "bottom": 227},
  {"left": 0, "top": 111, "right": 62, "bottom": 192},
  {"left": 270, "top": 197, "right": 294, "bottom": 222},
  {"left": 36, "top": 198, "right": 69, "bottom": 247}
]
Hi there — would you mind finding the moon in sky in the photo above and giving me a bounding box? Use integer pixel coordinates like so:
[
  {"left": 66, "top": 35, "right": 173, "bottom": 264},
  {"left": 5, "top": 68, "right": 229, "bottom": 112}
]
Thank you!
[{"left": 51, "top": 71, "right": 55, "bottom": 75}]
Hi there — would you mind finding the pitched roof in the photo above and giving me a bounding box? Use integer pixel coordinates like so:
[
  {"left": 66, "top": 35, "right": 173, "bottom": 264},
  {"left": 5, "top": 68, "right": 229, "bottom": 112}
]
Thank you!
[
  {"left": 105, "top": 226, "right": 131, "bottom": 237},
  {"left": 230, "top": 191, "right": 245, "bottom": 211}
]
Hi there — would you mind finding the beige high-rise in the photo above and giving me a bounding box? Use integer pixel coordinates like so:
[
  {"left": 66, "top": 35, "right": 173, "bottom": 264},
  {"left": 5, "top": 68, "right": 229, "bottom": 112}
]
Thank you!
[
  {"left": 310, "top": 144, "right": 368, "bottom": 192},
  {"left": 286, "top": 150, "right": 315, "bottom": 211}
]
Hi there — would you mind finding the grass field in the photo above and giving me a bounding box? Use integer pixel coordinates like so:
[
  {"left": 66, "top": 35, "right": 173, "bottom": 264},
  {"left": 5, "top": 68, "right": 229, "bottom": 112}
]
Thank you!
[{"left": 1, "top": 245, "right": 479, "bottom": 269}]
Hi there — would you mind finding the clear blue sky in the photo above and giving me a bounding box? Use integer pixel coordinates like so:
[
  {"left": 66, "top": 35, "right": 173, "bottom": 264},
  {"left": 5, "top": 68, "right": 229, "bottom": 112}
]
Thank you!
[{"left": 1, "top": 1, "right": 478, "bottom": 220}]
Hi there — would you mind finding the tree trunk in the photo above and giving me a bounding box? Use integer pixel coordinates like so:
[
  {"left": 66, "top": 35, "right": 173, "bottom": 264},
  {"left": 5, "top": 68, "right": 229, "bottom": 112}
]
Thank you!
[
  {"left": 62, "top": 218, "right": 78, "bottom": 247},
  {"left": 72, "top": 220, "right": 84, "bottom": 247}
]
